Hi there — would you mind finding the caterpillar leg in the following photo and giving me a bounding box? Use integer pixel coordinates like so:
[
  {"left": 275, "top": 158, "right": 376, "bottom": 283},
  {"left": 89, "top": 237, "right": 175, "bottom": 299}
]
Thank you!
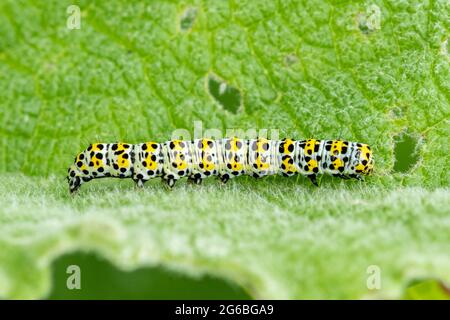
[
  {"left": 307, "top": 174, "right": 319, "bottom": 187},
  {"left": 165, "top": 177, "right": 177, "bottom": 188},
  {"left": 133, "top": 173, "right": 147, "bottom": 188},
  {"left": 161, "top": 171, "right": 178, "bottom": 188}
]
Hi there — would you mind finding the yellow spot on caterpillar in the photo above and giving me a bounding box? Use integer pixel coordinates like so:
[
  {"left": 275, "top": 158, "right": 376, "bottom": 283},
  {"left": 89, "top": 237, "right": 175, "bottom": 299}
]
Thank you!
[
  {"left": 91, "top": 143, "right": 104, "bottom": 152},
  {"left": 332, "top": 158, "right": 343, "bottom": 169},
  {"left": 119, "top": 157, "right": 129, "bottom": 168},
  {"left": 257, "top": 138, "right": 269, "bottom": 152}
]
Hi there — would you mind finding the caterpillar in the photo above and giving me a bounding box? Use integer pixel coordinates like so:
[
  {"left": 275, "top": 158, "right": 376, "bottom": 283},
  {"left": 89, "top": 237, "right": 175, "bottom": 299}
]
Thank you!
[{"left": 67, "top": 138, "right": 374, "bottom": 193}]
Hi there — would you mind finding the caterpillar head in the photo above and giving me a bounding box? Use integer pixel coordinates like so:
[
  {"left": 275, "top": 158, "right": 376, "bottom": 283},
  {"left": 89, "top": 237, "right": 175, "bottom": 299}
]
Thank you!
[{"left": 354, "top": 143, "right": 374, "bottom": 176}]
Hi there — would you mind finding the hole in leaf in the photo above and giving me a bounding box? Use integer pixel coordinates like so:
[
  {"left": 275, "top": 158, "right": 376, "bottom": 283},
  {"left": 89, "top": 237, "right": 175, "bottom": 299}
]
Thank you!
[
  {"left": 207, "top": 74, "right": 242, "bottom": 114},
  {"left": 393, "top": 132, "right": 420, "bottom": 173},
  {"left": 179, "top": 7, "right": 197, "bottom": 31},
  {"left": 357, "top": 4, "right": 381, "bottom": 34},
  {"left": 48, "top": 251, "right": 252, "bottom": 299}
]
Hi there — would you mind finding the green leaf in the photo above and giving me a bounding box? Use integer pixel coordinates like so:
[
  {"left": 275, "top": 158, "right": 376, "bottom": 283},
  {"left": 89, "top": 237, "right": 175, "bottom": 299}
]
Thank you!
[{"left": 0, "top": 0, "right": 448, "bottom": 299}]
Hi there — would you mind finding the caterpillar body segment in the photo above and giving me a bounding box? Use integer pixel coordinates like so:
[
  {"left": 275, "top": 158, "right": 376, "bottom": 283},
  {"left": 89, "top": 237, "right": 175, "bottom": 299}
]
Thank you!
[{"left": 67, "top": 138, "right": 374, "bottom": 193}]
